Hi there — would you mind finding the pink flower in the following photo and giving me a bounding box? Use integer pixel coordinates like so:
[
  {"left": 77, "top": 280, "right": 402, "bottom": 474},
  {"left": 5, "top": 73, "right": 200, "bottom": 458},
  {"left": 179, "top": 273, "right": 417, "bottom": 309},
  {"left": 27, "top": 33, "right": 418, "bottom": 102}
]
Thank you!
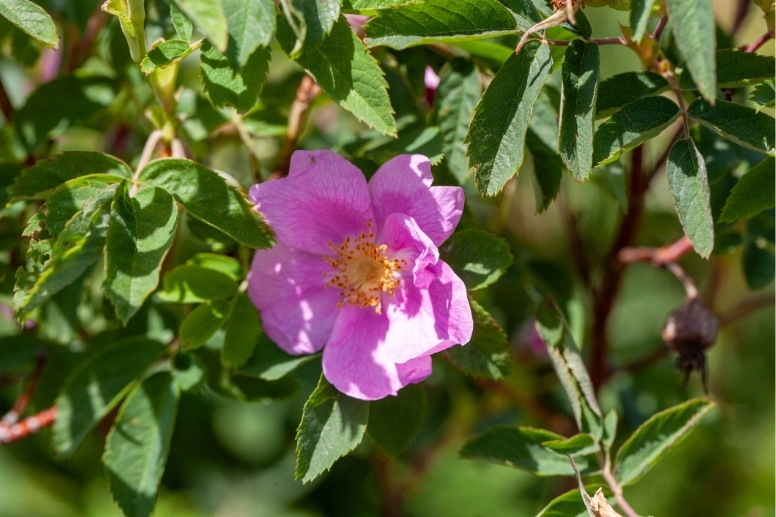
[
  {"left": 248, "top": 151, "right": 473, "bottom": 400},
  {"left": 424, "top": 66, "right": 440, "bottom": 105}
]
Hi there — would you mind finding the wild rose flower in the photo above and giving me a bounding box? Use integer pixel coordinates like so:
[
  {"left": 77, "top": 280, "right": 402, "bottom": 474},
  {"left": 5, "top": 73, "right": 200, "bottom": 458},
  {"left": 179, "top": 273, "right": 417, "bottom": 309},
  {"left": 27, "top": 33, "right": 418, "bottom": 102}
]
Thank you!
[{"left": 247, "top": 150, "right": 473, "bottom": 400}]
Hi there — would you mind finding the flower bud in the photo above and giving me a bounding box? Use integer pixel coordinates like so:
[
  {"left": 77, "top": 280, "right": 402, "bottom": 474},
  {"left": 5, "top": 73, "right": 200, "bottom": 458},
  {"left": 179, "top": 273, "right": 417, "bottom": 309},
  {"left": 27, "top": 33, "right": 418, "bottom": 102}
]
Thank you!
[{"left": 662, "top": 297, "right": 718, "bottom": 391}]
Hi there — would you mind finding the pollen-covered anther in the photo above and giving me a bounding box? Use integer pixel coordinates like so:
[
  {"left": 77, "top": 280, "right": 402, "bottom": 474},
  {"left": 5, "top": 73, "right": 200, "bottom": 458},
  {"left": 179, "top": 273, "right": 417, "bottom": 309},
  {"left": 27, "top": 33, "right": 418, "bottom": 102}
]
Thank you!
[{"left": 323, "top": 221, "right": 406, "bottom": 314}]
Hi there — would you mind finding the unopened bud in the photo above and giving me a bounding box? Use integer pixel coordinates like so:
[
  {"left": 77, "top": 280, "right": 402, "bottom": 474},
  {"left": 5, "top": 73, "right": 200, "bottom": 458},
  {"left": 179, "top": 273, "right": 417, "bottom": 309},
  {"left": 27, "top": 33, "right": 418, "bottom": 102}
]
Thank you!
[{"left": 662, "top": 297, "right": 718, "bottom": 391}]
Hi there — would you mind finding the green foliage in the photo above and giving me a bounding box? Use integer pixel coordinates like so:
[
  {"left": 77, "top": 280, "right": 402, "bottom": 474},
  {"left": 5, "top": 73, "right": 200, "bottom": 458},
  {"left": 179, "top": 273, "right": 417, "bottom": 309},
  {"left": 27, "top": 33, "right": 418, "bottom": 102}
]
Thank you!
[
  {"left": 527, "top": 93, "right": 563, "bottom": 212},
  {"left": 595, "top": 71, "right": 668, "bottom": 118},
  {"left": 0, "top": 0, "right": 59, "bottom": 48},
  {"left": 179, "top": 299, "right": 232, "bottom": 348},
  {"left": 103, "top": 372, "right": 179, "bottom": 517},
  {"left": 749, "top": 79, "right": 775, "bottom": 112},
  {"left": 720, "top": 157, "right": 776, "bottom": 223},
  {"left": 439, "top": 229, "right": 513, "bottom": 290},
  {"left": 630, "top": 0, "right": 657, "bottom": 43},
  {"left": 295, "top": 376, "right": 369, "bottom": 483},
  {"left": 615, "top": 397, "right": 715, "bottom": 486},
  {"left": 536, "top": 487, "right": 609, "bottom": 517},
  {"left": 687, "top": 98, "right": 776, "bottom": 156},
  {"left": 159, "top": 264, "right": 238, "bottom": 303},
  {"left": 367, "top": 384, "right": 426, "bottom": 456},
  {"left": 680, "top": 49, "right": 775, "bottom": 89},
  {"left": 140, "top": 40, "right": 190, "bottom": 74},
  {"left": 222, "top": 0, "right": 276, "bottom": 69},
  {"left": 446, "top": 299, "right": 512, "bottom": 379},
  {"left": 200, "top": 41, "right": 271, "bottom": 113},
  {"left": 53, "top": 338, "right": 166, "bottom": 458},
  {"left": 467, "top": 41, "right": 553, "bottom": 196},
  {"left": 170, "top": 0, "right": 228, "bottom": 52},
  {"left": 222, "top": 293, "right": 261, "bottom": 368},
  {"left": 665, "top": 0, "right": 716, "bottom": 100},
  {"left": 239, "top": 333, "right": 319, "bottom": 380}
]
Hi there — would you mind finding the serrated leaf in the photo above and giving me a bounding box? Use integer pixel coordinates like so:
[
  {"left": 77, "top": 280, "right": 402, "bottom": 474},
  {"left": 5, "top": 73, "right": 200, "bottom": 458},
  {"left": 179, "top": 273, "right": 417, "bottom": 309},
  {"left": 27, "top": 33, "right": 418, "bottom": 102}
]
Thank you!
[
  {"left": 285, "top": 0, "right": 341, "bottom": 51},
  {"left": 666, "top": 138, "right": 714, "bottom": 258},
  {"left": 171, "top": 0, "right": 228, "bottom": 52},
  {"left": 159, "top": 264, "right": 238, "bottom": 303},
  {"left": 105, "top": 185, "right": 178, "bottom": 324},
  {"left": 688, "top": 98, "right": 776, "bottom": 156},
  {"left": 15, "top": 76, "right": 118, "bottom": 151},
  {"left": 460, "top": 426, "right": 597, "bottom": 476},
  {"left": 559, "top": 41, "right": 599, "bottom": 182},
  {"left": 592, "top": 96, "right": 680, "bottom": 167},
  {"left": 367, "top": 384, "right": 426, "bottom": 456},
  {"left": 180, "top": 299, "right": 232, "bottom": 349},
  {"left": 750, "top": 80, "right": 775, "bottom": 112},
  {"left": 434, "top": 58, "right": 480, "bottom": 184},
  {"left": 680, "top": 49, "right": 775, "bottom": 90},
  {"left": 277, "top": 17, "right": 397, "bottom": 136},
  {"left": 104, "top": 372, "right": 179, "bottom": 517},
  {"left": 363, "top": 0, "right": 517, "bottom": 50},
  {"left": 170, "top": 3, "right": 193, "bottom": 41},
  {"left": 222, "top": 0, "right": 275, "bottom": 69},
  {"left": 439, "top": 229, "right": 514, "bottom": 290},
  {"left": 630, "top": 0, "right": 657, "bottom": 43},
  {"left": 591, "top": 161, "right": 628, "bottom": 214},
  {"left": 595, "top": 71, "right": 668, "bottom": 118},
  {"left": 742, "top": 239, "right": 775, "bottom": 289},
  {"left": 615, "top": 397, "right": 715, "bottom": 486},
  {"left": 0, "top": 335, "right": 48, "bottom": 372},
  {"left": 448, "top": 40, "right": 512, "bottom": 66},
  {"left": 201, "top": 41, "right": 270, "bottom": 113},
  {"left": 363, "top": 127, "right": 443, "bottom": 165},
  {"left": 542, "top": 433, "right": 599, "bottom": 456},
  {"left": 239, "top": 333, "right": 319, "bottom": 380},
  {"left": 720, "top": 157, "right": 776, "bottom": 223},
  {"left": 665, "top": 0, "right": 715, "bottom": 101},
  {"left": 0, "top": 0, "right": 59, "bottom": 48},
  {"left": 342, "top": 0, "right": 419, "bottom": 14},
  {"left": 139, "top": 158, "right": 274, "bottom": 248},
  {"left": 9, "top": 151, "right": 131, "bottom": 202},
  {"left": 221, "top": 293, "right": 260, "bottom": 368},
  {"left": 140, "top": 40, "right": 190, "bottom": 74},
  {"left": 446, "top": 299, "right": 511, "bottom": 380},
  {"left": 53, "top": 337, "right": 166, "bottom": 458},
  {"left": 42, "top": 176, "right": 125, "bottom": 236},
  {"left": 467, "top": 41, "right": 553, "bottom": 196},
  {"left": 295, "top": 375, "right": 369, "bottom": 483}
]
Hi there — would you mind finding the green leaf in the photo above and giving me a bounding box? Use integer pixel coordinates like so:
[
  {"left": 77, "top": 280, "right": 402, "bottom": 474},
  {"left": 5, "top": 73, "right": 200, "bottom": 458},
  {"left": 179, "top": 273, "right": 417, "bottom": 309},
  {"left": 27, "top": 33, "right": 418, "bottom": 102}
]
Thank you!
[
  {"left": 159, "top": 264, "right": 238, "bottom": 303},
  {"left": 15, "top": 76, "right": 117, "bottom": 151},
  {"left": 602, "top": 409, "right": 618, "bottom": 453},
  {"left": 53, "top": 337, "right": 166, "bottom": 458},
  {"left": 529, "top": 0, "right": 592, "bottom": 39},
  {"left": 342, "top": 0, "right": 419, "bottom": 14},
  {"left": 467, "top": 41, "right": 553, "bottom": 196},
  {"left": 140, "top": 40, "right": 191, "bottom": 74},
  {"left": 446, "top": 299, "right": 511, "bottom": 380},
  {"left": 200, "top": 41, "right": 270, "bottom": 113},
  {"left": 666, "top": 138, "right": 714, "bottom": 258},
  {"left": 448, "top": 40, "right": 512, "bottom": 66},
  {"left": 171, "top": 0, "right": 228, "bottom": 52},
  {"left": 15, "top": 185, "right": 118, "bottom": 319},
  {"left": 10, "top": 151, "right": 131, "bottom": 202},
  {"left": 615, "top": 397, "right": 715, "bottom": 486},
  {"left": 665, "top": 0, "right": 715, "bottom": 101},
  {"left": 105, "top": 185, "right": 178, "bottom": 324},
  {"left": 295, "top": 375, "right": 369, "bottom": 483},
  {"left": 542, "top": 433, "right": 599, "bottom": 456},
  {"left": 187, "top": 253, "right": 242, "bottom": 280},
  {"left": 687, "top": 98, "right": 776, "bottom": 156},
  {"left": 42, "top": 176, "right": 124, "bottom": 236},
  {"left": 363, "top": 0, "right": 517, "bottom": 50},
  {"left": 277, "top": 17, "right": 397, "bottom": 136},
  {"left": 592, "top": 96, "right": 680, "bottom": 167},
  {"left": 139, "top": 158, "right": 274, "bottom": 248},
  {"left": 239, "top": 333, "right": 319, "bottom": 380},
  {"left": 526, "top": 129, "right": 563, "bottom": 213},
  {"left": 536, "top": 487, "right": 611, "bottom": 517},
  {"left": 180, "top": 299, "right": 232, "bottom": 349},
  {"left": 749, "top": 79, "right": 775, "bottom": 112},
  {"left": 434, "top": 59, "right": 480, "bottom": 184},
  {"left": 367, "top": 384, "right": 426, "bottom": 456},
  {"left": 460, "top": 426, "right": 597, "bottom": 476},
  {"left": 363, "top": 127, "right": 444, "bottom": 165},
  {"left": 222, "top": 293, "right": 260, "bottom": 368},
  {"left": 742, "top": 239, "right": 775, "bottom": 289},
  {"left": 170, "top": 3, "right": 193, "bottom": 41},
  {"left": 0, "top": 335, "right": 48, "bottom": 372},
  {"left": 720, "top": 158, "right": 776, "bottom": 223},
  {"left": 222, "top": 0, "right": 275, "bottom": 69},
  {"left": 595, "top": 71, "right": 669, "bottom": 118},
  {"left": 439, "top": 229, "right": 514, "bottom": 290},
  {"left": 630, "top": 0, "right": 657, "bottom": 42},
  {"left": 103, "top": 372, "right": 179, "bottom": 517},
  {"left": 0, "top": 0, "right": 59, "bottom": 48},
  {"left": 591, "top": 161, "right": 629, "bottom": 214},
  {"left": 559, "top": 41, "right": 599, "bottom": 182},
  {"left": 680, "top": 49, "right": 775, "bottom": 90},
  {"left": 284, "top": 0, "right": 341, "bottom": 52},
  {"left": 171, "top": 352, "right": 206, "bottom": 391}
]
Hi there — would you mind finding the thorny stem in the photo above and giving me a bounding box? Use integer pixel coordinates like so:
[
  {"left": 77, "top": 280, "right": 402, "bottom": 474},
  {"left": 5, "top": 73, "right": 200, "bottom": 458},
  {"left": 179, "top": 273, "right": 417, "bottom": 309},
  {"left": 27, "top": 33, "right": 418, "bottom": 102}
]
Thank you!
[
  {"left": 600, "top": 451, "right": 640, "bottom": 517},
  {"left": 271, "top": 75, "right": 321, "bottom": 179}
]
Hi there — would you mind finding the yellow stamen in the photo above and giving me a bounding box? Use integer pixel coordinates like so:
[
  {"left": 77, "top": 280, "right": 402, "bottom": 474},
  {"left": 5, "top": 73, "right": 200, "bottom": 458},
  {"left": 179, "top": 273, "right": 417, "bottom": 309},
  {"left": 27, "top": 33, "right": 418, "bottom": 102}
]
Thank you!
[{"left": 323, "top": 220, "right": 406, "bottom": 314}]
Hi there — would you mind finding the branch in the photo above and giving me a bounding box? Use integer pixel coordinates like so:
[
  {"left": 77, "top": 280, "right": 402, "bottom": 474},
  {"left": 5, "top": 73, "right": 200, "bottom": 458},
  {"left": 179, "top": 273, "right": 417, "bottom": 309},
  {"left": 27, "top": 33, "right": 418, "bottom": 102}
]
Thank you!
[
  {"left": 1, "top": 352, "right": 46, "bottom": 426},
  {"left": 271, "top": 75, "right": 321, "bottom": 179},
  {"left": 718, "top": 292, "right": 775, "bottom": 327},
  {"left": 131, "top": 129, "right": 164, "bottom": 195},
  {"left": 745, "top": 33, "right": 773, "bottom": 53},
  {"left": 0, "top": 407, "right": 58, "bottom": 444},
  {"left": 600, "top": 451, "right": 640, "bottom": 517},
  {"left": 617, "top": 235, "right": 694, "bottom": 266},
  {"left": 652, "top": 16, "right": 668, "bottom": 42}
]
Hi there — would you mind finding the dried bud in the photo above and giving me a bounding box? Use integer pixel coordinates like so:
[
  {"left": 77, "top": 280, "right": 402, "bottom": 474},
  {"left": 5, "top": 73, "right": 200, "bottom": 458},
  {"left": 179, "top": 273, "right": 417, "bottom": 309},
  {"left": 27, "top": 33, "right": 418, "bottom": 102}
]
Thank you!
[
  {"left": 662, "top": 297, "right": 718, "bottom": 391},
  {"left": 589, "top": 488, "right": 624, "bottom": 517}
]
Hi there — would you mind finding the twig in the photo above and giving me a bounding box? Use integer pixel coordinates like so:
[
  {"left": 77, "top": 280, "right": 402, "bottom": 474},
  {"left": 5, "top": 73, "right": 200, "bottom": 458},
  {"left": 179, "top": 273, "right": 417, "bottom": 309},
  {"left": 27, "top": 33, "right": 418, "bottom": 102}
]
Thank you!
[
  {"left": 271, "top": 75, "right": 321, "bottom": 179},
  {"left": 618, "top": 235, "right": 694, "bottom": 266},
  {"left": 717, "top": 292, "right": 775, "bottom": 327},
  {"left": 652, "top": 16, "right": 668, "bottom": 42},
  {"left": 1, "top": 352, "right": 46, "bottom": 426},
  {"left": 516, "top": 8, "right": 572, "bottom": 54},
  {"left": 543, "top": 37, "right": 627, "bottom": 46},
  {"left": 0, "top": 407, "right": 58, "bottom": 444},
  {"left": 745, "top": 33, "right": 773, "bottom": 53},
  {"left": 600, "top": 451, "right": 640, "bottom": 517},
  {"left": 663, "top": 261, "right": 699, "bottom": 299},
  {"left": 0, "top": 75, "right": 14, "bottom": 123},
  {"left": 132, "top": 129, "right": 164, "bottom": 195}
]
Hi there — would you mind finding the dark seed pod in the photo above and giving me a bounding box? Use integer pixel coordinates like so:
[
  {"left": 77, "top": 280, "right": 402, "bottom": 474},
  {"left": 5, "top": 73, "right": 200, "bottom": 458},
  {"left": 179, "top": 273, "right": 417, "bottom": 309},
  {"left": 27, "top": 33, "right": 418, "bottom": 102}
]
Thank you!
[{"left": 662, "top": 297, "right": 718, "bottom": 392}]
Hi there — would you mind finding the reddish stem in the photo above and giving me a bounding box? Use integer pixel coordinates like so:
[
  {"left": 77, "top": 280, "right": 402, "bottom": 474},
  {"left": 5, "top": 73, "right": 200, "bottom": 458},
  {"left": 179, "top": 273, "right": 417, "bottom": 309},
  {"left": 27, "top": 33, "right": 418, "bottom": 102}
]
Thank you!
[
  {"left": 745, "top": 33, "right": 772, "bottom": 53},
  {"left": 0, "top": 407, "right": 58, "bottom": 444},
  {"left": 617, "top": 235, "right": 694, "bottom": 265}
]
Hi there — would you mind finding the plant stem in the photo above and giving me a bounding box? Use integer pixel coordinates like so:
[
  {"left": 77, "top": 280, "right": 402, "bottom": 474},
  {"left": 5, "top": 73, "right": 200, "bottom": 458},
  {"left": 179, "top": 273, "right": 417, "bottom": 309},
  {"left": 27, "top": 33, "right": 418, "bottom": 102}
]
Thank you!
[
  {"left": 601, "top": 451, "right": 641, "bottom": 517},
  {"left": 131, "top": 129, "right": 164, "bottom": 195},
  {"left": 663, "top": 68, "right": 690, "bottom": 139},
  {"left": 745, "top": 33, "right": 773, "bottom": 53},
  {"left": 618, "top": 235, "right": 694, "bottom": 265},
  {"left": 652, "top": 16, "right": 668, "bottom": 42}
]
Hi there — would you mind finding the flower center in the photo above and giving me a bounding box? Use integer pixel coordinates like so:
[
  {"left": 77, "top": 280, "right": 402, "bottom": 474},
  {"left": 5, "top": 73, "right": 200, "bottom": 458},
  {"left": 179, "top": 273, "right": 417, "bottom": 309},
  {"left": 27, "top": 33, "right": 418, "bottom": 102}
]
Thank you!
[{"left": 323, "top": 221, "right": 406, "bottom": 314}]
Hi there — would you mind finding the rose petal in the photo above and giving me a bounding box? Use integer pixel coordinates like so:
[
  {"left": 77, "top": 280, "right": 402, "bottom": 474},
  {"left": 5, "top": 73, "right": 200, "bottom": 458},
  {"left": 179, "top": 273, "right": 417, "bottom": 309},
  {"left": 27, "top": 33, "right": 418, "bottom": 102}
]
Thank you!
[
  {"left": 396, "top": 355, "right": 432, "bottom": 386},
  {"left": 369, "top": 155, "right": 464, "bottom": 245},
  {"left": 250, "top": 150, "right": 374, "bottom": 254},
  {"left": 380, "top": 213, "right": 439, "bottom": 289},
  {"left": 248, "top": 242, "right": 340, "bottom": 355}
]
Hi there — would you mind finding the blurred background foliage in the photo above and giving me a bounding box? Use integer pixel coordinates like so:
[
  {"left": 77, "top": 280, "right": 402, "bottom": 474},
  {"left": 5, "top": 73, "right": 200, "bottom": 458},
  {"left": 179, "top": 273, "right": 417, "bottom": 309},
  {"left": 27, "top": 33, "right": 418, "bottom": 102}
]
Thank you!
[{"left": 0, "top": 0, "right": 773, "bottom": 516}]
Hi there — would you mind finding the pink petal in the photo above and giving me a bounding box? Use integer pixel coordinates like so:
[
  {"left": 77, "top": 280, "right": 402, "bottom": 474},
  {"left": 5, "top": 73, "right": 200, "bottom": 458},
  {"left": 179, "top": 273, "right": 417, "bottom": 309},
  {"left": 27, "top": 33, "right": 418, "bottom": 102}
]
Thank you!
[
  {"left": 397, "top": 355, "right": 432, "bottom": 386},
  {"left": 381, "top": 213, "right": 439, "bottom": 289},
  {"left": 250, "top": 150, "right": 374, "bottom": 254},
  {"left": 322, "top": 306, "right": 404, "bottom": 400},
  {"left": 381, "top": 260, "right": 473, "bottom": 364},
  {"left": 248, "top": 242, "right": 340, "bottom": 355},
  {"left": 368, "top": 155, "right": 464, "bottom": 246}
]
